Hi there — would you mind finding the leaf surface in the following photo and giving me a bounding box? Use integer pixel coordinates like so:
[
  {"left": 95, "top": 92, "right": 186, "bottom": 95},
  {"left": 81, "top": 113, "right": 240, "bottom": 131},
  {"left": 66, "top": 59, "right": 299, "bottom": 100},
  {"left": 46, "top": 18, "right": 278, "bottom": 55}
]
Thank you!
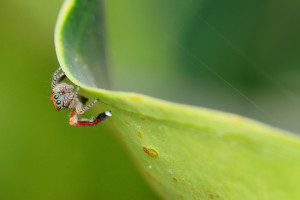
[{"left": 55, "top": 0, "right": 300, "bottom": 199}]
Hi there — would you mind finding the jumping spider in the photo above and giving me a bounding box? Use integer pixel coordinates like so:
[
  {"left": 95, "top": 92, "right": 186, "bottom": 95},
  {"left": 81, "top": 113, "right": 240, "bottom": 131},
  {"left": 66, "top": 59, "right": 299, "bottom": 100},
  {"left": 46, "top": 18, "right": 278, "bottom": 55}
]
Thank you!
[{"left": 51, "top": 67, "right": 111, "bottom": 126}]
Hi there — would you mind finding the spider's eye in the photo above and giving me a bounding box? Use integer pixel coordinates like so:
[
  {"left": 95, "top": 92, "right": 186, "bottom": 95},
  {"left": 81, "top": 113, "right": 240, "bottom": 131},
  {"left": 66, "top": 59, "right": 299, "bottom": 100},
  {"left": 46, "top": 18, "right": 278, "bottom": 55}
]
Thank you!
[
  {"left": 58, "top": 106, "right": 62, "bottom": 109},
  {"left": 56, "top": 100, "right": 61, "bottom": 105},
  {"left": 54, "top": 95, "right": 59, "bottom": 99}
]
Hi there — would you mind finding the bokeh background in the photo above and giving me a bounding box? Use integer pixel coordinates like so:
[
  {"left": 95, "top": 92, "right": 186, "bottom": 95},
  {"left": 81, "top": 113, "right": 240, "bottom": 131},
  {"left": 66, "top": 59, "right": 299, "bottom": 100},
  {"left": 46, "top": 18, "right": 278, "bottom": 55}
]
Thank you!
[
  {"left": 1, "top": 0, "right": 300, "bottom": 199},
  {"left": 105, "top": 0, "right": 300, "bottom": 133}
]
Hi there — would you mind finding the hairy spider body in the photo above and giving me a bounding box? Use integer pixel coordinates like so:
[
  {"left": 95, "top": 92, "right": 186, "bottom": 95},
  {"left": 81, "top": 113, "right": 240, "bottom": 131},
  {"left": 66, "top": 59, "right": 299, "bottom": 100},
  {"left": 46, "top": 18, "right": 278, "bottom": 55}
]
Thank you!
[{"left": 51, "top": 67, "right": 111, "bottom": 126}]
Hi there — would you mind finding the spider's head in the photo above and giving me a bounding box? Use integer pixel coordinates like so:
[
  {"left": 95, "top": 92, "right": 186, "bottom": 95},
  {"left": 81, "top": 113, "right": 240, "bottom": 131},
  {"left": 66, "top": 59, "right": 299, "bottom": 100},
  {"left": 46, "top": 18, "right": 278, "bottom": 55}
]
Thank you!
[
  {"left": 51, "top": 91, "right": 74, "bottom": 111},
  {"left": 51, "top": 92, "right": 65, "bottom": 111}
]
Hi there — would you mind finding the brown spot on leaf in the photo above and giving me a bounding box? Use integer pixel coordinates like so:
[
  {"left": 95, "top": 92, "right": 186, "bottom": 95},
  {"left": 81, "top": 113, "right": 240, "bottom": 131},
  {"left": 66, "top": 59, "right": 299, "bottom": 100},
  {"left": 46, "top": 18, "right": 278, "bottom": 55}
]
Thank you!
[
  {"left": 209, "top": 194, "right": 214, "bottom": 199},
  {"left": 143, "top": 147, "right": 159, "bottom": 158},
  {"left": 146, "top": 171, "right": 161, "bottom": 184},
  {"left": 146, "top": 171, "right": 154, "bottom": 179},
  {"left": 178, "top": 194, "right": 184, "bottom": 199},
  {"left": 140, "top": 115, "right": 146, "bottom": 120},
  {"left": 172, "top": 177, "right": 178, "bottom": 182},
  {"left": 216, "top": 194, "right": 220, "bottom": 198},
  {"left": 137, "top": 130, "right": 143, "bottom": 138}
]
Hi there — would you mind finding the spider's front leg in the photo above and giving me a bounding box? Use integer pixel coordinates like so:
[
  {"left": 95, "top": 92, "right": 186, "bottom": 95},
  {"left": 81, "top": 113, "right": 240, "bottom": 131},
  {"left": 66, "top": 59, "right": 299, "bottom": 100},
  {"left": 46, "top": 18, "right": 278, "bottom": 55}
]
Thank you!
[
  {"left": 77, "top": 99, "right": 98, "bottom": 115},
  {"left": 51, "top": 67, "right": 66, "bottom": 89},
  {"left": 69, "top": 97, "right": 112, "bottom": 126},
  {"left": 69, "top": 108, "right": 112, "bottom": 127}
]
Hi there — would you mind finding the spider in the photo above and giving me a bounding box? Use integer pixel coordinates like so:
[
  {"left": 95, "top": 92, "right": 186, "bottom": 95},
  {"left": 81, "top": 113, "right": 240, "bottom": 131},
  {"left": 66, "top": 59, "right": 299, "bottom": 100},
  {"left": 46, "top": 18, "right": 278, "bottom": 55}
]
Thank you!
[{"left": 51, "top": 67, "right": 112, "bottom": 126}]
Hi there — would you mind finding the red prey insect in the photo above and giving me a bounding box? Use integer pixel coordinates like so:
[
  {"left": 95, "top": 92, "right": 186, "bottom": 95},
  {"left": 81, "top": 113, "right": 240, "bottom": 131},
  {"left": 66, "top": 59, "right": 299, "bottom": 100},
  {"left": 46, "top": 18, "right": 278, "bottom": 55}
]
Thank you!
[{"left": 51, "top": 67, "right": 111, "bottom": 126}]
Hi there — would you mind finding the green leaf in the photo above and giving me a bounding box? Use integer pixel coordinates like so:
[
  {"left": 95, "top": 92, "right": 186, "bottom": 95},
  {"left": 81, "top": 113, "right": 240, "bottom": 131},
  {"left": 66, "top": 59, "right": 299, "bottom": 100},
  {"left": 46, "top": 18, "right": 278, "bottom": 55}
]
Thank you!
[{"left": 55, "top": 0, "right": 300, "bottom": 199}]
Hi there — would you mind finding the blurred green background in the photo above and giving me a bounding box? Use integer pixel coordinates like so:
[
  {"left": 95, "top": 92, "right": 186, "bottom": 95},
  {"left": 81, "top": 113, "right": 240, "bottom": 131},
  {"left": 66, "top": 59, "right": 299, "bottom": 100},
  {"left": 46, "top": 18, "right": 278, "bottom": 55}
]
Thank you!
[
  {"left": 105, "top": 0, "right": 300, "bottom": 133},
  {"left": 1, "top": 0, "right": 300, "bottom": 199}
]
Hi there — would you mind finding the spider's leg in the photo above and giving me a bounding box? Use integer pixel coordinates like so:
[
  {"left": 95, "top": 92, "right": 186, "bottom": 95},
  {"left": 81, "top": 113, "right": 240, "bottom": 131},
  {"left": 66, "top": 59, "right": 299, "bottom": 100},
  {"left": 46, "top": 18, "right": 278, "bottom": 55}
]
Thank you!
[
  {"left": 76, "top": 98, "right": 99, "bottom": 115},
  {"left": 69, "top": 108, "right": 79, "bottom": 126},
  {"left": 74, "top": 86, "right": 80, "bottom": 99},
  {"left": 69, "top": 109, "right": 111, "bottom": 127},
  {"left": 51, "top": 67, "right": 66, "bottom": 89},
  {"left": 53, "top": 67, "right": 61, "bottom": 77},
  {"left": 52, "top": 67, "right": 62, "bottom": 88}
]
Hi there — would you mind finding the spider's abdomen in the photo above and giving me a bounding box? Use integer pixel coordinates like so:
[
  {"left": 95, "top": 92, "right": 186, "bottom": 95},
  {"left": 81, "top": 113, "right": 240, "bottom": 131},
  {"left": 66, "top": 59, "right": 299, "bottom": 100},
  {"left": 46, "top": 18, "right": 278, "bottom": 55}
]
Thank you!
[{"left": 53, "top": 83, "right": 74, "bottom": 93}]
